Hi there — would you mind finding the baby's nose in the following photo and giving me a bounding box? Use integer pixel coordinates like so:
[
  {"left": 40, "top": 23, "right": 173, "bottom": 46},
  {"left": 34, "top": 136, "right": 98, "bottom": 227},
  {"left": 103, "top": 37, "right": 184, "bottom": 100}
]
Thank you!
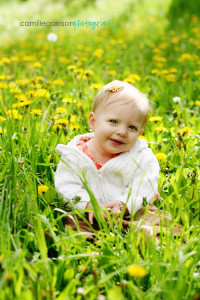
[{"left": 117, "top": 126, "right": 127, "bottom": 137}]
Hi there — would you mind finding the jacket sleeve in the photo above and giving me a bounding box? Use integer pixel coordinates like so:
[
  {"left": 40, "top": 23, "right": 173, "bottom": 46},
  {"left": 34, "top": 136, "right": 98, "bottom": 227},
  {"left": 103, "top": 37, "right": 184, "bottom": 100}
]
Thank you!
[
  {"left": 54, "top": 157, "right": 91, "bottom": 210},
  {"left": 117, "top": 150, "right": 160, "bottom": 215}
]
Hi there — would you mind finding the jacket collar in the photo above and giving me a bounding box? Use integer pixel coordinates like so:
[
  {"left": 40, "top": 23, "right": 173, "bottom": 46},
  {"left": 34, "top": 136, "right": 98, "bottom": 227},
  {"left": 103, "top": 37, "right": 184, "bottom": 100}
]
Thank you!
[{"left": 55, "top": 132, "right": 148, "bottom": 181}]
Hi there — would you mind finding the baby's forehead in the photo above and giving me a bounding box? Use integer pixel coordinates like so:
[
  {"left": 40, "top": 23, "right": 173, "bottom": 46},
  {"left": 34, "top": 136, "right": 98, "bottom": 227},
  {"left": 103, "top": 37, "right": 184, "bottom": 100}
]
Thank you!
[
  {"left": 97, "top": 98, "right": 145, "bottom": 119},
  {"left": 104, "top": 95, "right": 146, "bottom": 113}
]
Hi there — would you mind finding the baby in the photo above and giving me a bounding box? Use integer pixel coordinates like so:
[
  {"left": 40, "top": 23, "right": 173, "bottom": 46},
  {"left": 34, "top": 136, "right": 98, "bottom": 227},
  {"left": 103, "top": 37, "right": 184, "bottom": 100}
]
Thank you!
[{"left": 55, "top": 80, "right": 160, "bottom": 226}]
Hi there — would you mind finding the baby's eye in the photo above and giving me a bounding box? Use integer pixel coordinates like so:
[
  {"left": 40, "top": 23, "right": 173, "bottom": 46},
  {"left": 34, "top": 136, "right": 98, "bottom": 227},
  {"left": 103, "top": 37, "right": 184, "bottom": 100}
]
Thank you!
[
  {"left": 129, "top": 125, "right": 137, "bottom": 130},
  {"left": 110, "top": 120, "right": 117, "bottom": 124}
]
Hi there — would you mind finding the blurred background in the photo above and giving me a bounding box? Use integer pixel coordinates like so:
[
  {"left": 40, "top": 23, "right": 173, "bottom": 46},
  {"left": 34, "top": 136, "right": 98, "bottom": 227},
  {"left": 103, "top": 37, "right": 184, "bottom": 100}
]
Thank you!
[
  {"left": 0, "top": 0, "right": 199, "bottom": 44},
  {"left": 0, "top": 0, "right": 181, "bottom": 42}
]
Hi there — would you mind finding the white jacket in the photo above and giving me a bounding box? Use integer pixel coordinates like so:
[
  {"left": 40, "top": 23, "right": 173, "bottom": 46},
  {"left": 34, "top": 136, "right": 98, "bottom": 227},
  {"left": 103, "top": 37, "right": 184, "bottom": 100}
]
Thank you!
[{"left": 54, "top": 132, "right": 160, "bottom": 214}]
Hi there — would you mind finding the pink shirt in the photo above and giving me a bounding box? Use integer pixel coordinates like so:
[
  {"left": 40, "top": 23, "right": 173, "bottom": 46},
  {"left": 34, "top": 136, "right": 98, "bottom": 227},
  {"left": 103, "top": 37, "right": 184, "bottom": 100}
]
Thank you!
[{"left": 77, "top": 137, "right": 120, "bottom": 170}]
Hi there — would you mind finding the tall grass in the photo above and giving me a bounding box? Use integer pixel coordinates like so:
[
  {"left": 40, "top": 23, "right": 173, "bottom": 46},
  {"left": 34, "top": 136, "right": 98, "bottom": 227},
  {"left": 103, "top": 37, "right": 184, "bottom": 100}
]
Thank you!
[{"left": 0, "top": 0, "right": 200, "bottom": 299}]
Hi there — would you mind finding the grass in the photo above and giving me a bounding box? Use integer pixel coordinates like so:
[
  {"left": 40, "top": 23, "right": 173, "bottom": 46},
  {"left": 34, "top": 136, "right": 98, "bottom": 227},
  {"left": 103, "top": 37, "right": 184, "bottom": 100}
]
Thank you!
[{"left": 0, "top": 0, "right": 200, "bottom": 299}]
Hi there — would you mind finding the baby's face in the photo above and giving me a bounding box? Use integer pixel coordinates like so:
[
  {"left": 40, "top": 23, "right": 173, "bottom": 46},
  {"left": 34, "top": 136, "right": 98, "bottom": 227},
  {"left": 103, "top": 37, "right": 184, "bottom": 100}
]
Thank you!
[{"left": 88, "top": 99, "right": 145, "bottom": 159}]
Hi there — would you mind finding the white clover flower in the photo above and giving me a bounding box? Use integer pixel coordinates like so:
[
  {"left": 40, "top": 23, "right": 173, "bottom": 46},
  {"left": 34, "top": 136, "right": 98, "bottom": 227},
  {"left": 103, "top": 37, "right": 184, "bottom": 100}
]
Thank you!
[
  {"left": 173, "top": 96, "right": 181, "bottom": 103},
  {"left": 47, "top": 33, "right": 58, "bottom": 42},
  {"left": 98, "top": 295, "right": 106, "bottom": 300},
  {"left": 193, "top": 272, "right": 199, "bottom": 279},
  {"left": 77, "top": 287, "right": 85, "bottom": 295}
]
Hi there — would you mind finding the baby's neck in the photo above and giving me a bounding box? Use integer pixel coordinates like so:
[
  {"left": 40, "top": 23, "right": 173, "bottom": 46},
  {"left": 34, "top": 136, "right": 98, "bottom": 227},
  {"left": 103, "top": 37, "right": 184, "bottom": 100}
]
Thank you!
[{"left": 86, "top": 139, "right": 116, "bottom": 164}]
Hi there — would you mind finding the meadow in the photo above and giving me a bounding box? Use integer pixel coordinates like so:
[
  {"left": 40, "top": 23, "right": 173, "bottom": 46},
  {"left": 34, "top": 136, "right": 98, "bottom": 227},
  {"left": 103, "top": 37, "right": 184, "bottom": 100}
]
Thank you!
[{"left": 0, "top": 1, "right": 200, "bottom": 299}]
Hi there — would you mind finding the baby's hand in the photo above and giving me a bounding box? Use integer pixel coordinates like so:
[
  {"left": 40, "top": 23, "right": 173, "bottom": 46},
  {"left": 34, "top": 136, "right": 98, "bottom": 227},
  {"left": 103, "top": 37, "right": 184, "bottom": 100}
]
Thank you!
[
  {"left": 109, "top": 201, "right": 129, "bottom": 217},
  {"left": 86, "top": 201, "right": 110, "bottom": 225}
]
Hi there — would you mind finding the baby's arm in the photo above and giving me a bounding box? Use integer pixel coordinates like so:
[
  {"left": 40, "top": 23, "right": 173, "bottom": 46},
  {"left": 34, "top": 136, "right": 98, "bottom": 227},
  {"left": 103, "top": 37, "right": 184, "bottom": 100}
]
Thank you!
[
  {"left": 55, "top": 159, "right": 91, "bottom": 210},
  {"left": 116, "top": 150, "right": 160, "bottom": 215}
]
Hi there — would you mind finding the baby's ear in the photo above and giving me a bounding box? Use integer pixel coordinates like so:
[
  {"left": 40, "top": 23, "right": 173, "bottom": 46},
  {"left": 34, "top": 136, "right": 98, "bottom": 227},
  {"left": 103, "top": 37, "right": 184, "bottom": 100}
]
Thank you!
[
  {"left": 88, "top": 112, "right": 95, "bottom": 130},
  {"left": 139, "top": 128, "right": 144, "bottom": 136}
]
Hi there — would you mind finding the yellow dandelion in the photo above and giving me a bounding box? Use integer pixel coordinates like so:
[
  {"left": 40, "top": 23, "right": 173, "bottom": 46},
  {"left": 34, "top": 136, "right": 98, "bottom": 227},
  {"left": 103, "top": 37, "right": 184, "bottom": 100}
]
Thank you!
[
  {"left": 93, "top": 49, "right": 103, "bottom": 57},
  {"left": 194, "top": 70, "right": 200, "bottom": 75},
  {"left": 74, "top": 68, "right": 84, "bottom": 75},
  {"left": 127, "top": 264, "right": 147, "bottom": 278},
  {"left": 77, "top": 44, "right": 84, "bottom": 50},
  {"left": 85, "top": 46, "right": 92, "bottom": 52},
  {"left": 90, "top": 83, "right": 103, "bottom": 90},
  {"left": 34, "top": 89, "right": 50, "bottom": 99},
  {"left": 26, "top": 90, "right": 35, "bottom": 97},
  {"left": 0, "top": 128, "right": 6, "bottom": 134},
  {"left": 0, "top": 254, "right": 4, "bottom": 262},
  {"left": 149, "top": 116, "right": 163, "bottom": 122},
  {"left": 33, "top": 62, "right": 42, "bottom": 68},
  {"left": 15, "top": 94, "right": 27, "bottom": 101},
  {"left": 11, "top": 56, "right": 19, "bottom": 62},
  {"left": 55, "top": 119, "right": 69, "bottom": 125},
  {"left": 53, "top": 124, "right": 62, "bottom": 130},
  {"left": 52, "top": 79, "right": 64, "bottom": 86},
  {"left": 56, "top": 107, "right": 67, "bottom": 114},
  {"left": 161, "top": 70, "right": 169, "bottom": 75},
  {"left": 180, "top": 126, "right": 191, "bottom": 136},
  {"left": 77, "top": 102, "right": 82, "bottom": 108},
  {"left": 129, "top": 74, "right": 141, "bottom": 81},
  {"left": 77, "top": 61, "right": 83, "bottom": 66},
  {"left": 0, "top": 75, "right": 12, "bottom": 80},
  {"left": 195, "top": 100, "right": 200, "bottom": 106},
  {"left": 123, "top": 77, "right": 136, "bottom": 84},
  {"left": 38, "top": 185, "right": 49, "bottom": 196},
  {"left": 0, "top": 82, "right": 7, "bottom": 89},
  {"left": 35, "top": 83, "right": 42, "bottom": 89},
  {"left": 31, "top": 109, "right": 43, "bottom": 115},
  {"left": 2, "top": 57, "right": 11, "bottom": 64},
  {"left": 153, "top": 48, "right": 160, "bottom": 53},
  {"left": 69, "top": 124, "right": 80, "bottom": 130},
  {"left": 178, "top": 53, "right": 192, "bottom": 62},
  {"left": 168, "top": 68, "right": 178, "bottom": 73},
  {"left": 62, "top": 97, "right": 73, "bottom": 103},
  {"left": 5, "top": 273, "right": 13, "bottom": 282},
  {"left": 80, "top": 57, "right": 87, "bottom": 62},
  {"left": 84, "top": 70, "right": 94, "bottom": 76},
  {"left": 151, "top": 69, "right": 160, "bottom": 75},
  {"left": 165, "top": 74, "right": 175, "bottom": 82},
  {"left": 23, "top": 56, "right": 35, "bottom": 62},
  {"left": 153, "top": 56, "right": 166, "bottom": 63},
  {"left": 59, "top": 57, "right": 69, "bottom": 63},
  {"left": 160, "top": 42, "right": 169, "bottom": 49},
  {"left": 155, "top": 153, "right": 167, "bottom": 162},
  {"left": 10, "top": 87, "right": 22, "bottom": 94},
  {"left": 8, "top": 109, "right": 22, "bottom": 120},
  {"left": 108, "top": 70, "right": 117, "bottom": 75},
  {"left": 110, "top": 39, "right": 117, "bottom": 45},
  {"left": 171, "top": 37, "right": 180, "bottom": 43},
  {"left": 70, "top": 115, "right": 76, "bottom": 123},
  {"left": 0, "top": 116, "right": 6, "bottom": 122},
  {"left": 155, "top": 63, "right": 164, "bottom": 68},
  {"left": 67, "top": 65, "right": 77, "bottom": 70},
  {"left": 77, "top": 74, "right": 87, "bottom": 80},
  {"left": 36, "top": 76, "right": 43, "bottom": 82},
  {"left": 155, "top": 125, "right": 167, "bottom": 132},
  {"left": 12, "top": 100, "right": 32, "bottom": 108}
]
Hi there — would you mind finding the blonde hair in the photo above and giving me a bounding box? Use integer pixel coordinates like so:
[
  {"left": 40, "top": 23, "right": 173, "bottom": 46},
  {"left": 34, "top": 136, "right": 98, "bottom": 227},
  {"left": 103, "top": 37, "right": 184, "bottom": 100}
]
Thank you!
[{"left": 91, "top": 80, "right": 151, "bottom": 129}]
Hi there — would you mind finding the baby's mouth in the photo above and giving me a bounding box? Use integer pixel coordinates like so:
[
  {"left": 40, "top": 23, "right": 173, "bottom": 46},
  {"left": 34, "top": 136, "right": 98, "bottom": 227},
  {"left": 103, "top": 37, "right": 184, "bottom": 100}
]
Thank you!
[{"left": 109, "top": 138, "right": 125, "bottom": 146}]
